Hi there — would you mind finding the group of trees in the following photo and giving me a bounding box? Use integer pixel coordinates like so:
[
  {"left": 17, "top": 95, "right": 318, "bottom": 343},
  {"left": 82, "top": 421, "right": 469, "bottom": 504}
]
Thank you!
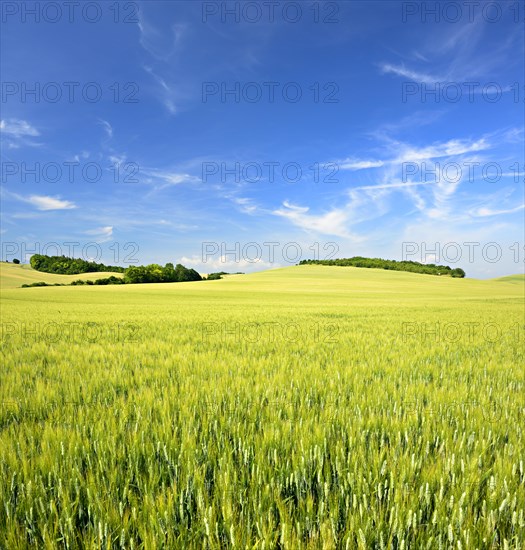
[
  {"left": 206, "top": 271, "right": 245, "bottom": 280},
  {"left": 21, "top": 281, "right": 62, "bottom": 288},
  {"left": 14, "top": 254, "right": 213, "bottom": 286},
  {"left": 71, "top": 276, "right": 124, "bottom": 286},
  {"left": 28, "top": 255, "right": 203, "bottom": 285},
  {"left": 206, "top": 271, "right": 234, "bottom": 280},
  {"left": 23, "top": 277, "right": 124, "bottom": 288},
  {"left": 299, "top": 257, "right": 466, "bottom": 278},
  {"left": 30, "top": 254, "right": 125, "bottom": 274},
  {"left": 123, "top": 263, "right": 202, "bottom": 284}
]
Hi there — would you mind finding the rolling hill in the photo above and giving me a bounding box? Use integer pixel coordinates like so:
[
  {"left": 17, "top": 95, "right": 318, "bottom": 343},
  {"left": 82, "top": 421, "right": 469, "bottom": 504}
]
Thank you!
[
  {"left": 1, "top": 262, "right": 523, "bottom": 547},
  {"left": 492, "top": 273, "right": 525, "bottom": 284},
  {"left": 0, "top": 261, "right": 124, "bottom": 290}
]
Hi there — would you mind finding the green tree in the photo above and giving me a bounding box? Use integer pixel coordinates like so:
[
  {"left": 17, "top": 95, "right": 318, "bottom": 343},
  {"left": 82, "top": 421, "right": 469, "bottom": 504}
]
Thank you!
[{"left": 451, "top": 268, "right": 466, "bottom": 278}]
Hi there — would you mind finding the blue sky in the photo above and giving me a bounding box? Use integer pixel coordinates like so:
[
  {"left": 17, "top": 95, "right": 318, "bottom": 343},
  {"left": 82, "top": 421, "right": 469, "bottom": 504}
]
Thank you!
[{"left": 0, "top": 0, "right": 523, "bottom": 278}]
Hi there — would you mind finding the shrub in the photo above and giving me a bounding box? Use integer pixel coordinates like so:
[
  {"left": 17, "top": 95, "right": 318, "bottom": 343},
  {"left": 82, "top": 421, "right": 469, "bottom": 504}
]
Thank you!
[
  {"left": 451, "top": 268, "right": 466, "bottom": 278},
  {"left": 21, "top": 281, "right": 53, "bottom": 288},
  {"left": 93, "top": 276, "right": 124, "bottom": 285}
]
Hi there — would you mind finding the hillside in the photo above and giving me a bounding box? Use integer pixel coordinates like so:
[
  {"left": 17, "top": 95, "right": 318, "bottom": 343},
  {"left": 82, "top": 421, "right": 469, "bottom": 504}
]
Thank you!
[
  {"left": 491, "top": 273, "right": 525, "bottom": 284},
  {"left": 299, "top": 257, "right": 465, "bottom": 277},
  {"left": 0, "top": 261, "right": 124, "bottom": 290},
  {"left": 1, "top": 263, "right": 522, "bottom": 304},
  {"left": 1, "top": 261, "right": 523, "bottom": 294},
  {"left": 1, "top": 262, "right": 523, "bottom": 548}
]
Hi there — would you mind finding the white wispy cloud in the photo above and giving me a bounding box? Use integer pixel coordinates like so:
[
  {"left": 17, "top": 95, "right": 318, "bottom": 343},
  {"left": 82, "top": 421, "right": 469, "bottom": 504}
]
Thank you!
[
  {"left": 98, "top": 119, "right": 113, "bottom": 139},
  {"left": 273, "top": 201, "right": 355, "bottom": 239},
  {"left": 353, "top": 181, "right": 434, "bottom": 191},
  {"left": 26, "top": 195, "right": 77, "bottom": 211},
  {"left": 152, "top": 171, "right": 199, "bottom": 185},
  {"left": 339, "top": 159, "right": 384, "bottom": 171},
  {"left": 0, "top": 119, "right": 40, "bottom": 137},
  {"left": 142, "top": 170, "right": 200, "bottom": 191},
  {"left": 69, "top": 151, "right": 90, "bottom": 163},
  {"left": 393, "top": 138, "right": 490, "bottom": 164},
  {"left": 233, "top": 197, "right": 258, "bottom": 214},
  {"left": 327, "top": 126, "right": 522, "bottom": 227},
  {"left": 380, "top": 60, "right": 515, "bottom": 96},
  {"left": 139, "top": 12, "right": 189, "bottom": 115},
  {"left": 138, "top": 12, "right": 187, "bottom": 61},
  {"left": 0, "top": 187, "right": 75, "bottom": 211},
  {"left": 84, "top": 225, "right": 113, "bottom": 242},
  {"left": 337, "top": 137, "right": 491, "bottom": 179},
  {"left": 380, "top": 63, "right": 445, "bottom": 84},
  {"left": 0, "top": 119, "right": 41, "bottom": 148},
  {"left": 471, "top": 204, "right": 525, "bottom": 217},
  {"left": 108, "top": 154, "right": 126, "bottom": 165},
  {"left": 380, "top": 13, "right": 520, "bottom": 91},
  {"left": 143, "top": 66, "right": 179, "bottom": 114}
]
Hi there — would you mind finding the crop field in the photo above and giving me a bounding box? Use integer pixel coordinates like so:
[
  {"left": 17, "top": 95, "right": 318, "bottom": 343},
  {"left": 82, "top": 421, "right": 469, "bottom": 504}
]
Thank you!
[
  {"left": 0, "top": 264, "right": 524, "bottom": 548},
  {"left": 0, "top": 263, "right": 123, "bottom": 290}
]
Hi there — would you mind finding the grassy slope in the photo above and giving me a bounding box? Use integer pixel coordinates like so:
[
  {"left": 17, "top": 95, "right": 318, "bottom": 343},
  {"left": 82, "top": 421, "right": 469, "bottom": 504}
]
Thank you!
[
  {"left": 0, "top": 261, "right": 123, "bottom": 289},
  {"left": 0, "top": 264, "right": 523, "bottom": 547},
  {"left": 1, "top": 264, "right": 522, "bottom": 354},
  {"left": 492, "top": 273, "right": 525, "bottom": 284},
  {"left": 1, "top": 262, "right": 523, "bottom": 312}
]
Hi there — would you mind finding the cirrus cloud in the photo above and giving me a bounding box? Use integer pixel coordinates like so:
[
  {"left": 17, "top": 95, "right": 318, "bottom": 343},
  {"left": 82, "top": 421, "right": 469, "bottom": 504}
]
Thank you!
[{"left": 26, "top": 195, "right": 77, "bottom": 211}]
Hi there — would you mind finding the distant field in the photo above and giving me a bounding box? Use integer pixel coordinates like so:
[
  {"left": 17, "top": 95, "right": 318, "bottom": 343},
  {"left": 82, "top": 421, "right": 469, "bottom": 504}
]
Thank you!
[
  {"left": 0, "top": 265, "right": 524, "bottom": 548},
  {"left": 0, "top": 261, "right": 123, "bottom": 289},
  {"left": 492, "top": 273, "right": 525, "bottom": 284}
]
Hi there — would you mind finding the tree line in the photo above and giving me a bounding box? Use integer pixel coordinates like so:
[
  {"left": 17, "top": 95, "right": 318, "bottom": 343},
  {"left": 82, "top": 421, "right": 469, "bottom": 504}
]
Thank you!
[
  {"left": 298, "top": 257, "right": 466, "bottom": 277},
  {"left": 28, "top": 255, "right": 203, "bottom": 285},
  {"left": 29, "top": 254, "right": 126, "bottom": 274},
  {"left": 123, "top": 264, "right": 201, "bottom": 283}
]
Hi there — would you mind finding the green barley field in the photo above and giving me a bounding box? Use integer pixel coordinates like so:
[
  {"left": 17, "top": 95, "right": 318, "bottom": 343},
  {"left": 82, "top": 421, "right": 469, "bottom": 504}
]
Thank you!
[{"left": 0, "top": 262, "right": 524, "bottom": 548}]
